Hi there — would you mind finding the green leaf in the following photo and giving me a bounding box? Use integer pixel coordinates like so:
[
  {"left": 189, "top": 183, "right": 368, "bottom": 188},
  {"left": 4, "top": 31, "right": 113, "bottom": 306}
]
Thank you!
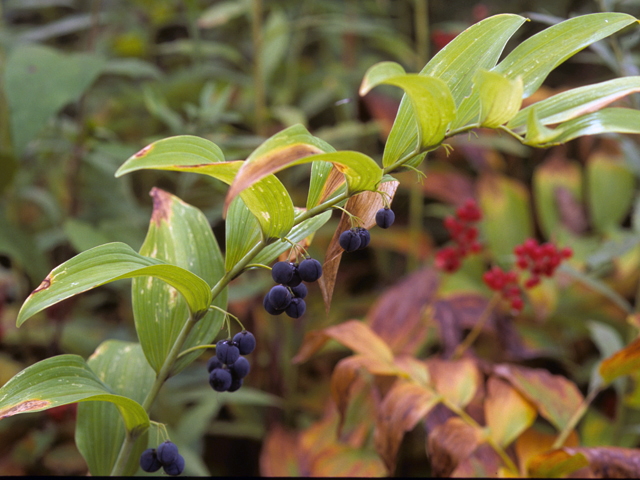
[
  {"left": 360, "top": 62, "right": 456, "bottom": 154},
  {"left": 115, "top": 135, "right": 295, "bottom": 241},
  {"left": 4, "top": 43, "right": 106, "bottom": 156},
  {"left": 306, "top": 161, "right": 335, "bottom": 210},
  {"left": 133, "top": 189, "right": 226, "bottom": 374},
  {"left": 0, "top": 355, "right": 149, "bottom": 435},
  {"left": 76, "top": 341, "right": 155, "bottom": 476},
  {"left": 474, "top": 69, "right": 523, "bottom": 128},
  {"left": 508, "top": 76, "right": 640, "bottom": 131},
  {"left": 384, "top": 14, "right": 527, "bottom": 163},
  {"left": 225, "top": 196, "right": 261, "bottom": 271},
  {"left": 16, "top": 242, "right": 212, "bottom": 327}
]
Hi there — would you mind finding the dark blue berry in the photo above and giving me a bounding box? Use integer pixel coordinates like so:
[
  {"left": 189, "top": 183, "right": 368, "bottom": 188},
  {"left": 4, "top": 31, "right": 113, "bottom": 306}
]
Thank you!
[
  {"left": 271, "top": 261, "right": 295, "bottom": 284},
  {"left": 298, "top": 258, "right": 323, "bottom": 282},
  {"left": 285, "top": 266, "right": 302, "bottom": 287},
  {"left": 339, "top": 229, "right": 361, "bottom": 252},
  {"left": 356, "top": 228, "right": 371, "bottom": 250},
  {"left": 375, "top": 207, "right": 395, "bottom": 229},
  {"left": 233, "top": 330, "right": 256, "bottom": 355},
  {"left": 268, "top": 285, "right": 292, "bottom": 310},
  {"left": 229, "top": 356, "right": 251, "bottom": 378},
  {"left": 290, "top": 283, "right": 307, "bottom": 299},
  {"left": 228, "top": 377, "right": 243, "bottom": 392},
  {"left": 157, "top": 440, "right": 179, "bottom": 465},
  {"left": 140, "top": 448, "right": 162, "bottom": 472},
  {"left": 285, "top": 297, "right": 306, "bottom": 318},
  {"left": 209, "top": 368, "right": 232, "bottom": 392},
  {"left": 216, "top": 340, "right": 240, "bottom": 365},
  {"left": 263, "top": 293, "right": 284, "bottom": 315},
  {"left": 207, "top": 356, "right": 223, "bottom": 373},
  {"left": 163, "top": 454, "right": 185, "bottom": 476}
]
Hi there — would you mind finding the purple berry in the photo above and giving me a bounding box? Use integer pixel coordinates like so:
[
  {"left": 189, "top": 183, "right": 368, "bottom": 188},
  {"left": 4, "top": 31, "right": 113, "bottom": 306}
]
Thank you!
[
  {"left": 209, "top": 368, "right": 232, "bottom": 392},
  {"left": 163, "top": 454, "right": 185, "bottom": 476},
  {"left": 229, "top": 356, "right": 251, "bottom": 378},
  {"left": 140, "top": 448, "right": 162, "bottom": 472},
  {"left": 268, "top": 285, "right": 292, "bottom": 310},
  {"left": 298, "top": 258, "right": 323, "bottom": 282},
  {"left": 375, "top": 207, "right": 395, "bottom": 229},
  {"left": 233, "top": 331, "right": 256, "bottom": 355},
  {"left": 271, "top": 261, "right": 295, "bottom": 284},
  {"left": 157, "top": 440, "right": 179, "bottom": 465},
  {"left": 216, "top": 340, "right": 239, "bottom": 365},
  {"left": 339, "top": 229, "right": 361, "bottom": 252},
  {"left": 285, "top": 297, "right": 306, "bottom": 318}
]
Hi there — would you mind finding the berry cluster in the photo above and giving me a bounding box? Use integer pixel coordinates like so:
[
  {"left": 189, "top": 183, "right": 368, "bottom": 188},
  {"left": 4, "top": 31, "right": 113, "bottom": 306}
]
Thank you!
[
  {"left": 482, "top": 266, "right": 524, "bottom": 314},
  {"left": 264, "top": 258, "right": 322, "bottom": 318},
  {"left": 434, "top": 199, "right": 483, "bottom": 273},
  {"left": 208, "top": 330, "right": 255, "bottom": 392},
  {"left": 514, "top": 238, "right": 573, "bottom": 288},
  {"left": 339, "top": 207, "right": 394, "bottom": 253},
  {"left": 140, "top": 440, "right": 184, "bottom": 476}
]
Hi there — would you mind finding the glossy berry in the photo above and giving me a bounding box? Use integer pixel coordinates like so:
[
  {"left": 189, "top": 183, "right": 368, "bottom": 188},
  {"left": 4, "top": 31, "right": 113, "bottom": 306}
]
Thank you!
[
  {"left": 140, "top": 448, "right": 162, "bottom": 473},
  {"left": 207, "top": 356, "right": 223, "bottom": 373},
  {"left": 228, "top": 377, "right": 243, "bottom": 392},
  {"left": 229, "top": 356, "right": 251, "bottom": 379},
  {"left": 284, "top": 266, "right": 302, "bottom": 287},
  {"left": 285, "top": 297, "right": 306, "bottom": 318},
  {"left": 339, "top": 229, "right": 361, "bottom": 252},
  {"left": 268, "top": 285, "right": 292, "bottom": 310},
  {"left": 209, "top": 368, "right": 232, "bottom": 392},
  {"left": 271, "top": 261, "right": 295, "bottom": 284},
  {"left": 298, "top": 258, "right": 323, "bottom": 282},
  {"left": 263, "top": 293, "right": 284, "bottom": 315},
  {"left": 233, "top": 330, "right": 256, "bottom": 355},
  {"left": 157, "top": 440, "right": 179, "bottom": 465},
  {"left": 290, "top": 283, "right": 307, "bottom": 299},
  {"left": 163, "top": 454, "right": 185, "bottom": 476},
  {"left": 216, "top": 340, "right": 240, "bottom": 365},
  {"left": 375, "top": 207, "right": 395, "bottom": 229},
  {"left": 356, "top": 228, "right": 371, "bottom": 250}
]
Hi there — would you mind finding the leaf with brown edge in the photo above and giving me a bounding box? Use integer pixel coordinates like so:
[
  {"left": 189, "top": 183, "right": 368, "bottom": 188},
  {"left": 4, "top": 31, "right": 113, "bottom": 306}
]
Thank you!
[
  {"left": 374, "top": 380, "right": 440, "bottom": 472},
  {"left": 563, "top": 446, "right": 640, "bottom": 478},
  {"left": 318, "top": 179, "right": 399, "bottom": 315},
  {"left": 427, "top": 417, "right": 484, "bottom": 477},
  {"left": 527, "top": 449, "right": 589, "bottom": 478},
  {"left": 394, "top": 355, "right": 430, "bottom": 385},
  {"left": 600, "top": 336, "right": 640, "bottom": 384},
  {"left": 485, "top": 377, "right": 537, "bottom": 448},
  {"left": 366, "top": 267, "right": 439, "bottom": 355},
  {"left": 259, "top": 425, "right": 301, "bottom": 477},
  {"left": 331, "top": 355, "right": 400, "bottom": 433},
  {"left": 428, "top": 358, "right": 481, "bottom": 409},
  {"left": 494, "top": 364, "right": 584, "bottom": 431},
  {"left": 292, "top": 320, "right": 394, "bottom": 364},
  {"left": 515, "top": 427, "right": 579, "bottom": 476},
  {"left": 451, "top": 443, "right": 505, "bottom": 477}
]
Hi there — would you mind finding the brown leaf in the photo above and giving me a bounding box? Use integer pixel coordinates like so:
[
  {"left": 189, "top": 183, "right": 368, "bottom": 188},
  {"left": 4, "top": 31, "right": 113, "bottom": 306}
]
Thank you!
[
  {"left": 292, "top": 319, "right": 394, "bottom": 364},
  {"left": 427, "top": 417, "right": 484, "bottom": 477},
  {"left": 427, "top": 358, "right": 482, "bottom": 409},
  {"left": 515, "top": 427, "right": 580, "bottom": 476},
  {"left": 374, "top": 380, "right": 440, "bottom": 472},
  {"left": 318, "top": 166, "right": 347, "bottom": 204},
  {"left": 318, "top": 181, "right": 399, "bottom": 315},
  {"left": 494, "top": 364, "right": 584, "bottom": 431},
  {"left": 393, "top": 355, "right": 430, "bottom": 385},
  {"left": 484, "top": 377, "right": 537, "bottom": 448},
  {"left": 528, "top": 449, "right": 589, "bottom": 478},
  {"left": 259, "top": 425, "right": 302, "bottom": 477},
  {"left": 309, "top": 444, "right": 387, "bottom": 477},
  {"left": 600, "top": 336, "right": 640, "bottom": 385},
  {"left": 564, "top": 446, "right": 640, "bottom": 478},
  {"left": 451, "top": 443, "right": 505, "bottom": 477},
  {"left": 366, "top": 267, "right": 439, "bottom": 355}
]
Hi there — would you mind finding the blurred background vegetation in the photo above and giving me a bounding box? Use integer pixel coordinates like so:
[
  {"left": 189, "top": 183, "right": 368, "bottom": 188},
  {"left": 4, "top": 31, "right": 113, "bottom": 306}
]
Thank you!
[{"left": 2, "top": 0, "right": 640, "bottom": 476}]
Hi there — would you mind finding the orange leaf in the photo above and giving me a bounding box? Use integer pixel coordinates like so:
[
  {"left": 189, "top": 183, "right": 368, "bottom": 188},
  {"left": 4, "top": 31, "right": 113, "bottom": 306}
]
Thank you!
[
  {"left": 292, "top": 319, "right": 395, "bottom": 364},
  {"left": 494, "top": 364, "right": 583, "bottom": 431},
  {"left": 485, "top": 377, "right": 537, "bottom": 447},
  {"left": 428, "top": 358, "right": 482, "bottom": 409},
  {"left": 309, "top": 444, "right": 387, "bottom": 477},
  {"left": 259, "top": 425, "right": 301, "bottom": 477},
  {"left": 374, "top": 381, "right": 440, "bottom": 472},
  {"left": 427, "top": 417, "right": 484, "bottom": 477},
  {"left": 515, "top": 427, "right": 579, "bottom": 476},
  {"left": 599, "top": 336, "right": 640, "bottom": 384},
  {"left": 527, "top": 449, "right": 589, "bottom": 478}
]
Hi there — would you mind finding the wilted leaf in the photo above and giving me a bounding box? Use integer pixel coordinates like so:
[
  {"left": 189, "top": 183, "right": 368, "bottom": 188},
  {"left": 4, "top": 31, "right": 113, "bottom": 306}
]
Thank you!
[
  {"left": 374, "top": 381, "right": 440, "bottom": 472},
  {"left": 366, "top": 267, "right": 439, "bottom": 355},
  {"left": 485, "top": 377, "right": 537, "bottom": 447},
  {"left": 292, "top": 320, "right": 394, "bottom": 364},
  {"left": 600, "top": 337, "right": 640, "bottom": 385},
  {"left": 494, "top": 364, "right": 584, "bottom": 431},
  {"left": 563, "top": 446, "right": 640, "bottom": 478},
  {"left": 427, "top": 417, "right": 484, "bottom": 477},
  {"left": 428, "top": 358, "right": 481, "bottom": 409},
  {"left": 515, "top": 427, "right": 580, "bottom": 476},
  {"left": 318, "top": 179, "right": 399, "bottom": 314},
  {"left": 528, "top": 449, "right": 589, "bottom": 478},
  {"left": 451, "top": 443, "right": 505, "bottom": 477}
]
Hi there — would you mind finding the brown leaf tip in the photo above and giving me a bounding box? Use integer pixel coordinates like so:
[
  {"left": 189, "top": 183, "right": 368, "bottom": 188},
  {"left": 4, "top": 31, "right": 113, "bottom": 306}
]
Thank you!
[
  {"left": 32, "top": 275, "right": 52, "bottom": 295},
  {"left": 0, "top": 400, "right": 51, "bottom": 419},
  {"left": 150, "top": 187, "right": 173, "bottom": 226},
  {"left": 134, "top": 144, "right": 153, "bottom": 158}
]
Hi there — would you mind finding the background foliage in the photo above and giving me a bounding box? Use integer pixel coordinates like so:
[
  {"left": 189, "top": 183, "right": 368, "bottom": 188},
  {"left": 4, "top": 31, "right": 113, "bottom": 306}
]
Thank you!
[{"left": 2, "top": 0, "right": 640, "bottom": 476}]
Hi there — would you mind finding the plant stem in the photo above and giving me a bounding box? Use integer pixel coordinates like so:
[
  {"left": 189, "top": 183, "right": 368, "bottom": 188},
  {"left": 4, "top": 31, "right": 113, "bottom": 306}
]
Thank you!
[
  {"left": 451, "top": 293, "right": 501, "bottom": 360},
  {"left": 551, "top": 387, "right": 601, "bottom": 450}
]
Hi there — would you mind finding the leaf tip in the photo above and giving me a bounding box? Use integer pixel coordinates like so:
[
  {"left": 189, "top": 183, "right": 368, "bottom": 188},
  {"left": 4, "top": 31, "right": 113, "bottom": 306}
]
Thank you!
[{"left": 150, "top": 187, "right": 173, "bottom": 226}]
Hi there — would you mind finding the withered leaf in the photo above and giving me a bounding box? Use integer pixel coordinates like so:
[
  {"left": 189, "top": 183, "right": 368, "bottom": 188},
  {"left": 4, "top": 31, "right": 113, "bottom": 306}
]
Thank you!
[
  {"left": 484, "top": 377, "right": 537, "bottom": 448},
  {"left": 515, "top": 427, "right": 580, "bottom": 476},
  {"left": 427, "top": 417, "right": 484, "bottom": 477},
  {"left": 564, "top": 446, "right": 640, "bottom": 479},
  {"left": 527, "top": 449, "right": 589, "bottom": 478},
  {"left": 451, "top": 443, "right": 505, "bottom": 477},
  {"left": 427, "top": 358, "right": 481, "bottom": 409},
  {"left": 259, "top": 425, "right": 302, "bottom": 477},
  {"left": 600, "top": 336, "right": 640, "bottom": 385}
]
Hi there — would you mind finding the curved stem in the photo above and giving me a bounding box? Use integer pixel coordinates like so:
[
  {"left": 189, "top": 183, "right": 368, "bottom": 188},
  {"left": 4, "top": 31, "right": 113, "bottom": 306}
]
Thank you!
[{"left": 551, "top": 387, "right": 601, "bottom": 450}]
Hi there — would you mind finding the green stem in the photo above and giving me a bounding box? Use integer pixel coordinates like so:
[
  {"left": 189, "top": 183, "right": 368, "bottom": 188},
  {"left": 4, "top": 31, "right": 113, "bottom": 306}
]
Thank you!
[{"left": 551, "top": 387, "right": 601, "bottom": 450}]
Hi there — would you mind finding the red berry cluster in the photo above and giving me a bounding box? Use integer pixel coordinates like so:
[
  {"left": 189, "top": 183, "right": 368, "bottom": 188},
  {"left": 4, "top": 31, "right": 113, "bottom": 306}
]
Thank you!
[
  {"left": 482, "top": 266, "right": 524, "bottom": 314},
  {"left": 514, "top": 239, "right": 573, "bottom": 288},
  {"left": 435, "top": 199, "right": 482, "bottom": 273}
]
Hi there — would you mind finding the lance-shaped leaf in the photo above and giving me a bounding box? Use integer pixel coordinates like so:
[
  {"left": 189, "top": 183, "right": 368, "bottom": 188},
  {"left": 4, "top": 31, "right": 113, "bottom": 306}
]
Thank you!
[
  {"left": 76, "top": 341, "right": 155, "bottom": 476},
  {"left": 383, "top": 14, "right": 526, "bottom": 165},
  {"left": 115, "top": 135, "right": 294, "bottom": 240},
  {"left": 16, "top": 242, "right": 212, "bottom": 327},
  {"left": 0, "top": 355, "right": 149, "bottom": 435},
  {"left": 485, "top": 377, "right": 537, "bottom": 448},
  {"left": 360, "top": 62, "right": 456, "bottom": 153},
  {"left": 428, "top": 358, "right": 481, "bottom": 409},
  {"left": 508, "top": 76, "right": 640, "bottom": 131},
  {"left": 133, "top": 189, "right": 226, "bottom": 374},
  {"left": 306, "top": 161, "right": 336, "bottom": 210},
  {"left": 474, "top": 69, "right": 523, "bottom": 128},
  {"left": 225, "top": 196, "right": 261, "bottom": 271},
  {"left": 599, "top": 337, "right": 640, "bottom": 384}
]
